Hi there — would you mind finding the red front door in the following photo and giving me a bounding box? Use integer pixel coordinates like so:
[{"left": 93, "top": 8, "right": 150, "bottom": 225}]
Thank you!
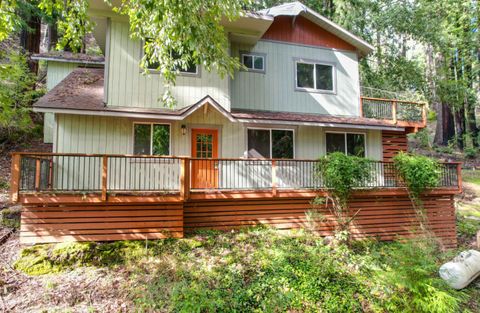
[{"left": 191, "top": 129, "right": 219, "bottom": 189}]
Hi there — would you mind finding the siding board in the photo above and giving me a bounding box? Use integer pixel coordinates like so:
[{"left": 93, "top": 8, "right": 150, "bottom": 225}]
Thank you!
[{"left": 230, "top": 40, "right": 360, "bottom": 115}]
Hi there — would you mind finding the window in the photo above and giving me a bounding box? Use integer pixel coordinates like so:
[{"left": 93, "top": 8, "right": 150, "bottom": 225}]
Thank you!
[
  {"left": 326, "top": 132, "right": 365, "bottom": 157},
  {"left": 143, "top": 42, "right": 198, "bottom": 75},
  {"left": 133, "top": 123, "right": 170, "bottom": 155},
  {"left": 247, "top": 129, "right": 294, "bottom": 159},
  {"left": 295, "top": 60, "right": 334, "bottom": 92},
  {"left": 241, "top": 53, "right": 265, "bottom": 72}
]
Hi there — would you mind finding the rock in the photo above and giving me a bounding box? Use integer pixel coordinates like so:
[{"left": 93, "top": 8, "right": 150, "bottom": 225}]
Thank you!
[{"left": 439, "top": 250, "right": 480, "bottom": 289}]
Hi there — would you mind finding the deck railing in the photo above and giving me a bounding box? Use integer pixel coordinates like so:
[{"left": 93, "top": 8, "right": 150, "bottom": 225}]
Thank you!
[
  {"left": 10, "top": 153, "right": 461, "bottom": 202},
  {"left": 360, "top": 96, "right": 426, "bottom": 127}
]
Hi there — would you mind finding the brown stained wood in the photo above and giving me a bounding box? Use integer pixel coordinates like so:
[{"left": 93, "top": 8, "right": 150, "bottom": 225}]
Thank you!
[
  {"left": 262, "top": 16, "right": 357, "bottom": 51},
  {"left": 18, "top": 190, "right": 457, "bottom": 248},
  {"left": 34, "top": 159, "right": 41, "bottom": 191},
  {"left": 101, "top": 155, "right": 108, "bottom": 201},
  {"left": 10, "top": 154, "right": 21, "bottom": 203}
]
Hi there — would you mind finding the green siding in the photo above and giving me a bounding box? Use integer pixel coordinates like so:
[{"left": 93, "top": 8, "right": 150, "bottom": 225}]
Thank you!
[
  {"left": 231, "top": 40, "right": 361, "bottom": 116},
  {"left": 44, "top": 62, "right": 81, "bottom": 144},
  {"left": 107, "top": 21, "right": 230, "bottom": 110},
  {"left": 55, "top": 114, "right": 382, "bottom": 161}
]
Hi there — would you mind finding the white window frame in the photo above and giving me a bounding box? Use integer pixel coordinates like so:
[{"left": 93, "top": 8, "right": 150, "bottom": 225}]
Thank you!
[
  {"left": 325, "top": 131, "right": 367, "bottom": 157},
  {"left": 140, "top": 43, "right": 201, "bottom": 77},
  {"left": 294, "top": 58, "right": 336, "bottom": 94},
  {"left": 132, "top": 122, "right": 172, "bottom": 156},
  {"left": 241, "top": 52, "right": 266, "bottom": 73},
  {"left": 246, "top": 127, "right": 296, "bottom": 159}
]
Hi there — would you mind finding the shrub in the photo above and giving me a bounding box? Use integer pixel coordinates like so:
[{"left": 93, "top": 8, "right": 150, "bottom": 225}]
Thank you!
[
  {"left": 393, "top": 152, "right": 441, "bottom": 198},
  {"left": 315, "top": 152, "right": 372, "bottom": 243},
  {"left": 0, "top": 207, "right": 20, "bottom": 228},
  {"left": 464, "top": 147, "right": 477, "bottom": 159}
]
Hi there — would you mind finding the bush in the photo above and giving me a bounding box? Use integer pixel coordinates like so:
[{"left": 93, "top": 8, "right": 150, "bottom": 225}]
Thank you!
[
  {"left": 0, "top": 207, "right": 20, "bottom": 228},
  {"left": 393, "top": 152, "right": 441, "bottom": 198},
  {"left": 315, "top": 152, "right": 372, "bottom": 243},
  {"left": 464, "top": 147, "right": 477, "bottom": 159}
]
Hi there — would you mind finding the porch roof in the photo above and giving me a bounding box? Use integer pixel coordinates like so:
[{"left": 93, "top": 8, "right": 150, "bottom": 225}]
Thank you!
[{"left": 33, "top": 68, "right": 404, "bottom": 131}]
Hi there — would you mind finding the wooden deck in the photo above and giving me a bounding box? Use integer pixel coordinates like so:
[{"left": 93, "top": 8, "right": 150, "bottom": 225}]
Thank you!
[{"left": 11, "top": 153, "right": 461, "bottom": 247}]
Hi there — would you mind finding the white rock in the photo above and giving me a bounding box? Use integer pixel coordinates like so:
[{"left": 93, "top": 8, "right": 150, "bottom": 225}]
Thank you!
[{"left": 439, "top": 250, "right": 480, "bottom": 289}]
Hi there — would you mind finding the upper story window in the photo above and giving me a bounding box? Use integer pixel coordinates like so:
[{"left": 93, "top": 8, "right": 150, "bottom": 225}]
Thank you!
[
  {"left": 241, "top": 52, "right": 265, "bottom": 73},
  {"left": 295, "top": 59, "right": 335, "bottom": 93},
  {"left": 326, "top": 132, "right": 365, "bottom": 157},
  {"left": 247, "top": 128, "right": 294, "bottom": 159},
  {"left": 133, "top": 123, "right": 171, "bottom": 155},
  {"left": 143, "top": 42, "right": 199, "bottom": 76}
]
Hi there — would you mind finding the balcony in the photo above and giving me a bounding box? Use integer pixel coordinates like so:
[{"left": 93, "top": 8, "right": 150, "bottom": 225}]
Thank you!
[
  {"left": 11, "top": 153, "right": 460, "bottom": 203},
  {"left": 360, "top": 96, "right": 427, "bottom": 128}
]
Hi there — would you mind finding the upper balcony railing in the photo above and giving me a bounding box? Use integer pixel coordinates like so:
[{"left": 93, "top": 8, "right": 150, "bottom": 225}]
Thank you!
[
  {"left": 360, "top": 97, "right": 427, "bottom": 128},
  {"left": 10, "top": 153, "right": 461, "bottom": 202},
  {"left": 359, "top": 87, "right": 427, "bottom": 128}
]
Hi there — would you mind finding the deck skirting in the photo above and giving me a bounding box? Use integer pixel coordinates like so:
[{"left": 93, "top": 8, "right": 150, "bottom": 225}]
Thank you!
[{"left": 19, "top": 190, "right": 457, "bottom": 248}]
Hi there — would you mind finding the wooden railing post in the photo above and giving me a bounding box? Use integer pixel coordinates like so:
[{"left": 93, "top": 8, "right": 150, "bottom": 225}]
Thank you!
[
  {"left": 456, "top": 163, "right": 463, "bottom": 193},
  {"left": 421, "top": 103, "right": 427, "bottom": 127},
  {"left": 10, "top": 153, "right": 21, "bottom": 203},
  {"left": 180, "top": 158, "right": 190, "bottom": 200},
  {"left": 101, "top": 155, "right": 108, "bottom": 201},
  {"left": 359, "top": 97, "right": 364, "bottom": 117},
  {"left": 34, "top": 158, "right": 41, "bottom": 191},
  {"left": 392, "top": 100, "right": 397, "bottom": 124},
  {"left": 272, "top": 160, "right": 277, "bottom": 197}
]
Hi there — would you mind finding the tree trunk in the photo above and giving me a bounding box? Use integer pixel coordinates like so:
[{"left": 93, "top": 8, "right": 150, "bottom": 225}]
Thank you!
[
  {"left": 20, "top": 16, "right": 42, "bottom": 74},
  {"left": 434, "top": 102, "right": 455, "bottom": 146},
  {"left": 47, "top": 23, "right": 58, "bottom": 51},
  {"left": 454, "top": 106, "right": 466, "bottom": 149}
]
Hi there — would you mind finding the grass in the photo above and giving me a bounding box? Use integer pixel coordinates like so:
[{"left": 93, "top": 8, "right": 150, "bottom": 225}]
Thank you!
[
  {"left": 462, "top": 170, "right": 480, "bottom": 185},
  {"left": 15, "top": 227, "right": 478, "bottom": 313}
]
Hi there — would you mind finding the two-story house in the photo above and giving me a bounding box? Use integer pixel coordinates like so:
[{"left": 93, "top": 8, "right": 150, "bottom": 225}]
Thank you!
[{"left": 12, "top": 2, "right": 461, "bottom": 246}]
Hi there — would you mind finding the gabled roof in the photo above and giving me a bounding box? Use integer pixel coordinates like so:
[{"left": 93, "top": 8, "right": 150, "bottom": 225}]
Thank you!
[
  {"left": 33, "top": 68, "right": 236, "bottom": 121},
  {"left": 259, "top": 2, "right": 373, "bottom": 56}
]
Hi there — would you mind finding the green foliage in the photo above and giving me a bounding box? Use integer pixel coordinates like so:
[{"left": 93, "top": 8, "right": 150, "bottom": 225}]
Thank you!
[
  {"left": 393, "top": 152, "right": 441, "bottom": 198},
  {"left": 16, "top": 228, "right": 471, "bottom": 312},
  {"left": 0, "top": 49, "right": 44, "bottom": 145},
  {"left": 371, "top": 239, "right": 466, "bottom": 312},
  {"left": 39, "top": 0, "right": 92, "bottom": 51},
  {"left": 0, "top": 207, "right": 20, "bottom": 229},
  {"left": 456, "top": 215, "right": 480, "bottom": 237},
  {"left": 315, "top": 152, "right": 372, "bottom": 242},
  {"left": 427, "top": 110, "right": 437, "bottom": 122},
  {"left": 464, "top": 147, "right": 477, "bottom": 159},
  {"left": 316, "top": 152, "right": 372, "bottom": 204},
  {"left": 413, "top": 128, "right": 431, "bottom": 150}
]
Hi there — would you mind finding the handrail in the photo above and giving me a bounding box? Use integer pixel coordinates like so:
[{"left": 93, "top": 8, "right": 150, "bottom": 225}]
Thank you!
[
  {"left": 10, "top": 153, "right": 462, "bottom": 203},
  {"left": 360, "top": 96, "right": 427, "bottom": 127},
  {"left": 11, "top": 152, "right": 460, "bottom": 165},
  {"left": 360, "top": 96, "right": 426, "bottom": 105}
]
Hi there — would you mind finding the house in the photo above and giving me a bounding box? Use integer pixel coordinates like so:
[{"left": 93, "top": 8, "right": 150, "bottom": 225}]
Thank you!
[{"left": 11, "top": 2, "right": 461, "bottom": 246}]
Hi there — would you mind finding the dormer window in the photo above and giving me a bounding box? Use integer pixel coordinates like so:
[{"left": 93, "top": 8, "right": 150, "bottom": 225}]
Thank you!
[
  {"left": 241, "top": 52, "right": 265, "bottom": 73},
  {"left": 295, "top": 59, "right": 335, "bottom": 93}
]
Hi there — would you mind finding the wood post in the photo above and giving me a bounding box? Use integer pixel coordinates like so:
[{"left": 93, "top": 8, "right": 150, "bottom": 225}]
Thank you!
[
  {"left": 180, "top": 158, "right": 191, "bottom": 201},
  {"left": 272, "top": 160, "right": 277, "bottom": 197},
  {"left": 392, "top": 100, "right": 397, "bottom": 124},
  {"left": 456, "top": 163, "right": 463, "bottom": 193},
  {"left": 421, "top": 103, "right": 427, "bottom": 127},
  {"left": 101, "top": 155, "right": 108, "bottom": 201},
  {"left": 34, "top": 158, "right": 41, "bottom": 191},
  {"left": 10, "top": 153, "right": 21, "bottom": 203},
  {"left": 359, "top": 97, "right": 363, "bottom": 117}
]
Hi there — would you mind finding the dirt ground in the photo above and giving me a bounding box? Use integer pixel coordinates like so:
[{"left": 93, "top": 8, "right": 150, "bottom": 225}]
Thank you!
[{"left": 0, "top": 231, "right": 133, "bottom": 312}]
